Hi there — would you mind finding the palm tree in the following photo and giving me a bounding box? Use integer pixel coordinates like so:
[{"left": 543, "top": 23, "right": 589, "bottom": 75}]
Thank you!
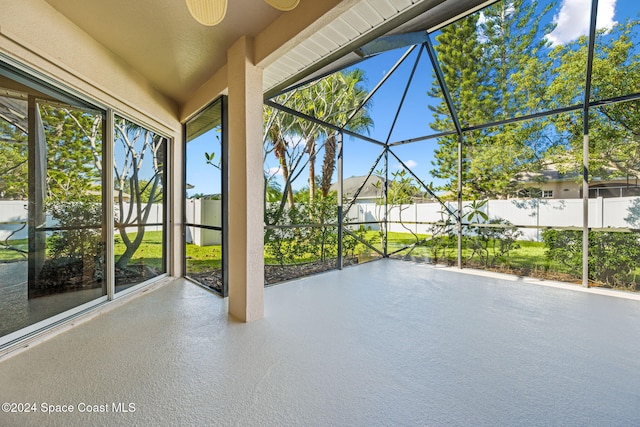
[
  {"left": 263, "top": 96, "right": 301, "bottom": 210},
  {"left": 264, "top": 69, "right": 373, "bottom": 225},
  {"left": 282, "top": 69, "right": 373, "bottom": 203},
  {"left": 318, "top": 69, "right": 373, "bottom": 198}
]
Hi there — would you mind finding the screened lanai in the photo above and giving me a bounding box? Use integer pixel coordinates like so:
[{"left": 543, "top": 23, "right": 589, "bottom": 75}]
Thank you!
[
  {"left": 261, "top": 0, "right": 640, "bottom": 292},
  {"left": 2, "top": 0, "right": 640, "bottom": 423},
  {"left": 3, "top": 0, "right": 639, "bottom": 352}
]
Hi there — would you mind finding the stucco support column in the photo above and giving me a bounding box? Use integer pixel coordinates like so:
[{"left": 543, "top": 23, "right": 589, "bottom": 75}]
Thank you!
[{"left": 227, "top": 36, "right": 264, "bottom": 321}]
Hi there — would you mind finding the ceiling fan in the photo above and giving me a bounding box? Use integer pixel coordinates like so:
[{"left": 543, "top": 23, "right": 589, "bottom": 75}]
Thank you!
[{"left": 186, "top": 0, "right": 300, "bottom": 26}]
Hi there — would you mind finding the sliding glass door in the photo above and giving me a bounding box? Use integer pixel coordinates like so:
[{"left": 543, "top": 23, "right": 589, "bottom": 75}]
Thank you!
[
  {"left": 113, "top": 115, "right": 167, "bottom": 293},
  {"left": 0, "top": 70, "right": 107, "bottom": 341},
  {"left": 0, "top": 61, "right": 172, "bottom": 346}
]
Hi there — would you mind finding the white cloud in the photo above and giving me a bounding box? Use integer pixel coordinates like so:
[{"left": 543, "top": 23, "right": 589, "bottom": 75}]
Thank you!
[
  {"left": 547, "top": 0, "right": 617, "bottom": 46},
  {"left": 391, "top": 159, "right": 418, "bottom": 172},
  {"left": 404, "top": 160, "right": 418, "bottom": 169},
  {"left": 267, "top": 166, "right": 283, "bottom": 177},
  {"left": 477, "top": 11, "right": 487, "bottom": 27}
]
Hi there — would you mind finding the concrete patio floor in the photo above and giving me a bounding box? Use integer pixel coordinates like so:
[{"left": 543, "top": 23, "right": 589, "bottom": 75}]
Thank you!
[{"left": 0, "top": 259, "right": 639, "bottom": 426}]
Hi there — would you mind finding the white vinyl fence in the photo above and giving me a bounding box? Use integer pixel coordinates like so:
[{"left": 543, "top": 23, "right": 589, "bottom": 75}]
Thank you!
[
  {"left": 348, "top": 196, "right": 640, "bottom": 240},
  {"left": 185, "top": 199, "right": 222, "bottom": 246},
  {"left": 4, "top": 196, "right": 638, "bottom": 244},
  {"left": 0, "top": 201, "right": 164, "bottom": 241},
  {"left": 0, "top": 200, "right": 28, "bottom": 241}
]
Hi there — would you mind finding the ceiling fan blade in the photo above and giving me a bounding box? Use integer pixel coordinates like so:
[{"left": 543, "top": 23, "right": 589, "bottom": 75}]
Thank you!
[
  {"left": 264, "top": 0, "right": 300, "bottom": 12},
  {"left": 186, "top": 0, "right": 227, "bottom": 26}
]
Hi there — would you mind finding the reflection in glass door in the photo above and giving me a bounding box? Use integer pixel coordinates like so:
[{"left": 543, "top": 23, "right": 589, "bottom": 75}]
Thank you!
[
  {"left": 113, "top": 115, "right": 167, "bottom": 293},
  {"left": 0, "top": 83, "right": 106, "bottom": 341}
]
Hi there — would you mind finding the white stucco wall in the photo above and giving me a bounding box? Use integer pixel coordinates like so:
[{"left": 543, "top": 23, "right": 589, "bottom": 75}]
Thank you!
[{"left": 0, "top": 0, "right": 179, "bottom": 132}]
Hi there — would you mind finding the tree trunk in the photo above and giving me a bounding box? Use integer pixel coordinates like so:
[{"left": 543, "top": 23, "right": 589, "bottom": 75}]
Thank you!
[
  {"left": 274, "top": 137, "right": 294, "bottom": 208},
  {"left": 307, "top": 136, "right": 316, "bottom": 205},
  {"left": 320, "top": 134, "right": 336, "bottom": 198}
]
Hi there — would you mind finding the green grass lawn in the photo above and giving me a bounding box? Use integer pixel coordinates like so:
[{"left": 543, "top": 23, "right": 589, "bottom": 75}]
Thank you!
[
  {"left": 9, "top": 229, "right": 630, "bottom": 288},
  {"left": 367, "top": 231, "right": 574, "bottom": 277},
  {"left": 1, "top": 232, "right": 171, "bottom": 266},
  {"left": 114, "top": 231, "right": 165, "bottom": 269},
  {"left": 0, "top": 237, "right": 28, "bottom": 262},
  {"left": 505, "top": 240, "right": 551, "bottom": 270},
  {"left": 118, "top": 230, "right": 571, "bottom": 278},
  {"left": 185, "top": 242, "right": 222, "bottom": 272}
]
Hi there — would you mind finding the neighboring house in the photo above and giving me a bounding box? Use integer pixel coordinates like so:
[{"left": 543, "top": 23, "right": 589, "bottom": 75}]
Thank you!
[
  {"left": 337, "top": 172, "right": 640, "bottom": 204},
  {"left": 331, "top": 175, "right": 438, "bottom": 204},
  {"left": 512, "top": 169, "right": 640, "bottom": 199},
  {"left": 330, "top": 175, "right": 384, "bottom": 203}
]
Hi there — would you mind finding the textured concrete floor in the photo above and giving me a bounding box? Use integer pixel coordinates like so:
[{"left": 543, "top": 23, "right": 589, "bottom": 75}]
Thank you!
[{"left": 0, "top": 259, "right": 639, "bottom": 426}]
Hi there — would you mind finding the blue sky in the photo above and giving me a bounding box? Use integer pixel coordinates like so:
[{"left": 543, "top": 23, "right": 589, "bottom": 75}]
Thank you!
[
  {"left": 191, "top": 0, "right": 639, "bottom": 197},
  {"left": 338, "top": 0, "right": 637, "bottom": 189},
  {"left": 185, "top": 126, "right": 222, "bottom": 197}
]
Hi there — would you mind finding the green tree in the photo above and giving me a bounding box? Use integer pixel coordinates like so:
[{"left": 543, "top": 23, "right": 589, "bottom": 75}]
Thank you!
[
  {"left": 0, "top": 100, "right": 28, "bottom": 199},
  {"left": 264, "top": 176, "right": 283, "bottom": 203},
  {"left": 264, "top": 98, "right": 298, "bottom": 209},
  {"left": 428, "top": 12, "right": 493, "bottom": 197},
  {"left": 547, "top": 20, "right": 640, "bottom": 181},
  {"left": 480, "top": 0, "right": 554, "bottom": 119},
  {"left": 295, "top": 69, "right": 372, "bottom": 205},
  {"left": 0, "top": 101, "right": 102, "bottom": 202},
  {"left": 40, "top": 104, "right": 103, "bottom": 202},
  {"left": 317, "top": 70, "right": 373, "bottom": 199},
  {"left": 429, "top": 1, "right": 555, "bottom": 198}
]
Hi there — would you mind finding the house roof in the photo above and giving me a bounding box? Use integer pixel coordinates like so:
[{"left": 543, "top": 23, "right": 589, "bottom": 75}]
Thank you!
[{"left": 331, "top": 175, "right": 384, "bottom": 200}]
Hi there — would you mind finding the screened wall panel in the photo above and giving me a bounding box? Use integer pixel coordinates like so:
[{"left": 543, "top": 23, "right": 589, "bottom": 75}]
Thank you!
[
  {"left": 184, "top": 98, "right": 226, "bottom": 295},
  {"left": 590, "top": 0, "right": 640, "bottom": 102},
  {"left": 385, "top": 139, "right": 451, "bottom": 262},
  {"left": 263, "top": 0, "right": 640, "bottom": 291},
  {"left": 340, "top": 136, "right": 385, "bottom": 263}
]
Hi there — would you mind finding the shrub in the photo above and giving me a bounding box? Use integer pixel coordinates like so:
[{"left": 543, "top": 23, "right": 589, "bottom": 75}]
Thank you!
[
  {"left": 39, "top": 200, "right": 103, "bottom": 289},
  {"left": 264, "top": 193, "right": 373, "bottom": 265},
  {"left": 542, "top": 229, "right": 640, "bottom": 289},
  {"left": 47, "top": 201, "right": 102, "bottom": 262},
  {"left": 465, "top": 219, "right": 522, "bottom": 267}
]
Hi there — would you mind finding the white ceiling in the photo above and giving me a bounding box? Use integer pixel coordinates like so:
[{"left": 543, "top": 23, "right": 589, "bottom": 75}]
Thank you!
[
  {"left": 43, "top": 0, "right": 483, "bottom": 105},
  {"left": 44, "top": 0, "right": 283, "bottom": 103}
]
